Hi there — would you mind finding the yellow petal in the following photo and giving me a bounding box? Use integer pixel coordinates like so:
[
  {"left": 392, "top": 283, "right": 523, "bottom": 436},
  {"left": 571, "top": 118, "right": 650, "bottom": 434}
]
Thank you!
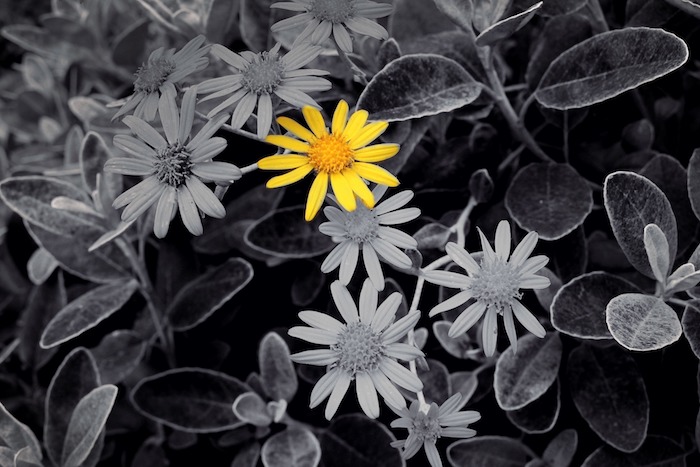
[
  {"left": 330, "top": 172, "right": 357, "bottom": 212},
  {"left": 305, "top": 171, "right": 329, "bottom": 221},
  {"left": 343, "top": 109, "right": 369, "bottom": 141},
  {"left": 265, "top": 134, "right": 311, "bottom": 153},
  {"left": 332, "top": 100, "right": 349, "bottom": 136},
  {"left": 342, "top": 168, "right": 375, "bottom": 208},
  {"left": 354, "top": 143, "right": 400, "bottom": 162},
  {"left": 352, "top": 162, "right": 399, "bottom": 187},
  {"left": 258, "top": 154, "right": 310, "bottom": 170},
  {"left": 277, "top": 116, "right": 317, "bottom": 143},
  {"left": 349, "top": 121, "right": 389, "bottom": 150},
  {"left": 266, "top": 164, "right": 313, "bottom": 188},
  {"left": 302, "top": 106, "right": 327, "bottom": 138}
]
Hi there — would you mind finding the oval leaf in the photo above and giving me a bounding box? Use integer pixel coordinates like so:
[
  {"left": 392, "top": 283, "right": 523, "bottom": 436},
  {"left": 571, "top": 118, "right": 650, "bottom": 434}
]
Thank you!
[
  {"left": 90, "top": 330, "right": 147, "bottom": 385},
  {"left": 259, "top": 332, "right": 298, "bottom": 402},
  {"left": 27, "top": 247, "right": 59, "bottom": 285},
  {"left": 606, "top": 293, "right": 682, "bottom": 351},
  {"left": 682, "top": 304, "right": 700, "bottom": 359},
  {"left": 433, "top": 0, "right": 474, "bottom": 32},
  {"left": 0, "top": 403, "right": 42, "bottom": 463},
  {"left": 567, "top": 345, "right": 649, "bottom": 452},
  {"left": 688, "top": 148, "right": 700, "bottom": 222},
  {"left": 433, "top": 321, "right": 477, "bottom": 359},
  {"left": 233, "top": 392, "right": 272, "bottom": 427},
  {"left": 40, "top": 280, "right": 138, "bottom": 348},
  {"left": 475, "top": 2, "right": 543, "bottom": 47},
  {"left": 542, "top": 429, "right": 578, "bottom": 467},
  {"left": 130, "top": 368, "right": 248, "bottom": 433},
  {"left": 44, "top": 348, "right": 100, "bottom": 467},
  {"left": 505, "top": 163, "right": 592, "bottom": 240},
  {"left": 167, "top": 258, "right": 253, "bottom": 331},
  {"left": 244, "top": 206, "right": 334, "bottom": 259},
  {"left": 495, "top": 333, "right": 562, "bottom": 410},
  {"left": 261, "top": 428, "right": 320, "bottom": 467},
  {"left": 79, "top": 132, "right": 113, "bottom": 193},
  {"left": 604, "top": 171, "right": 678, "bottom": 278},
  {"left": 357, "top": 54, "right": 482, "bottom": 122},
  {"left": 447, "top": 436, "right": 533, "bottom": 467},
  {"left": 551, "top": 272, "right": 641, "bottom": 339},
  {"left": 535, "top": 28, "right": 688, "bottom": 109},
  {"left": 61, "top": 385, "right": 118, "bottom": 467},
  {"left": 506, "top": 380, "right": 560, "bottom": 434},
  {"left": 418, "top": 358, "right": 451, "bottom": 405},
  {"left": 320, "top": 414, "right": 403, "bottom": 467}
]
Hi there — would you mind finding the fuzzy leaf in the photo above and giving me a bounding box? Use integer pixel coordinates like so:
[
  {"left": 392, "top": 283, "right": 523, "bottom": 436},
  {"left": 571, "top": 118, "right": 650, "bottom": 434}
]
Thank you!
[
  {"left": 167, "top": 258, "right": 253, "bottom": 331},
  {"left": 505, "top": 163, "right": 592, "bottom": 240},
  {"left": 475, "top": 2, "right": 542, "bottom": 47},
  {"left": 606, "top": 293, "right": 682, "bottom": 351},
  {"left": 233, "top": 392, "right": 272, "bottom": 427},
  {"left": 535, "top": 28, "right": 688, "bottom": 109},
  {"left": 495, "top": 334, "right": 562, "bottom": 410},
  {"left": 433, "top": 0, "right": 474, "bottom": 32},
  {"left": 44, "top": 348, "right": 100, "bottom": 467},
  {"left": 40, "top": 280, "right": 139, "bottom": 348},
  {"left": 357, "top": 54, "right": 482, "bottom": 122},
  {"left": 551, "top": 272, "right": 641, "bottom": 339},
  {"left": 245, "top": 206, "right": 334, "bottom": 259},
  {"left": 61, "top": 385, "right": 117, "bottom": 467},
  {"left": 447, "top": 436, "right": 533, "bottom": 467},
  {"left": 259, "top": 332, "right": 298, "bottom": 402},
  {"left": 27, "top": 247, "right": 59, "bottom": 285},
  {"left": 682, "top": 305, "right": 700, "bottom": 359},
  {"left": 643, "top": 224, "right": 670, "bottom": 283},
  {"left": 665, "top": 0, "right": 700, "bottom": 18},
  {"left": 604, "top": 171, "right": 677, "bottom": 279},
  {"left": 0, "top": 404, "right": 42, "bottom": 464},
  {"left": 320, "top": 414, "right": 403, "bottom": 467},
  {"left": 240, "top": 0, "right": 273, "bottom": 52},
  {"left": 90, "top": 330, "right": 147, "bottom": 385},
  {"left": 433, "top": 321, "right": 476, "bottom": 359},
  {"left": 688, "top": 148, "right": 700, "bottom": 222},
  {"left": 541, "top": 0, "right": 587, "bottom": 16},
  {"left": 505, "top": 380, "right": 560, "bottom": 434},
  {"left": 543, "top": 429, "right": 578, "bottom": 467},
  {"left": 392, "top": 0, "right": 458, "bottom": 44},
  {"left": 261, "top": 428, "right": 320, "bottom": 467},
  {"left": 418, "top": 358, "right": 451, "bottom": 404},
  {"left": 130, "top": 368, "right": 248, "bottom": 433},
  {"left": 567, "top": 345, "right": 649, "bottom": 452},
  {"left": 79, "top": 131, "right": 114, "bottom": 193}
]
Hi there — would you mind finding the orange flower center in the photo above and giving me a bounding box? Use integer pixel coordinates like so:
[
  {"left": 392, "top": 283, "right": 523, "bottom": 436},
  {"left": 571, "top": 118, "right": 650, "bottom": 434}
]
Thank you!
[{"left": 307, "top": 134, "right": 354, "bottom": 173}]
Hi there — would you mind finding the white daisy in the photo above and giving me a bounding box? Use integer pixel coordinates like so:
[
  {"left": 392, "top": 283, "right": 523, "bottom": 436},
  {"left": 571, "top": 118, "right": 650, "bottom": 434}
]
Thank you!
[
  {"left": 289, "top": 279, "right": 424, "bottom": 419},
  {"left": 319, "top": 187, "right": 420, "bottom": 291},
  {"left": 197, "top": 42, "right": 331, "bottom": 138},
  {"left": 424, "top": 220, "right": 549, "bottom": 357}
]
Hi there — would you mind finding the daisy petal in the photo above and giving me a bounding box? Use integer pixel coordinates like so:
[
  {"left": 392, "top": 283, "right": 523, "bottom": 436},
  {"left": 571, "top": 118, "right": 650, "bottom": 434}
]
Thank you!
[
  {"left": 354, "top": 143, "right": 400, "bottom": 163},
  {"left": 350, "top": 121, "right": 388, "bottom": 149},
  {"left": 438, "top": 393, "right": 463, "bottom": 417},
  {"left": 177, "top": 186, "right": 203, "bottom": 236},
  {"left": 510, "top": 231, "right": 538, "bottom": 267},
  {"left": 342, "top": 168, "right": 375, "bottom": 208},
  {"left": 266, "top": 164, "right": 314, "bottom": 188},
  {"left": 339, "top": 241, "right": 359, "bottom": 284},
  {"left": 370, "top": 237, "right": 412, "bottom": 269},
  {"left": 153, "top": 186, "right": 177, "bottom": 238},
  {"left": 511, "top": 300, "right": 546, "bottom": 338},
  {"left": 332, "top": 100, "right": 349, "bottom": 136},
  {"left": 379, "top": 359, "right": 423, "bottom": 392},
  {"left": 494, "top": 220, "right": 511, "bottom": 260},
  {"left": 298, "top": 310, "right": 344, "bottom": 333},
  {"left": 519, "top": 255, "right": 549, "bottom": 276},
  {"left": 277, "top": 116, "right": 317, "bottom": 142},
  {"left": 122, "top": 116, "right": 166, "bottom": 149},
  {"left": 331, "top": 280, "right": 359, "bottom": 323},
  {"left": 113, "top": 134, "right": 157, "bottom": 160},
  {"left": 190, "top": 137, "right": 228, "bottom": 162},
  {"left": 363, "top": 244, "right": 385, "bottom": 291},
  {"left": 440, "top": 411, "right": 481, "bottom": 426},
  {"left": 211, "top": 44, "right": 249, "bottom": 70},
  {"left": 371, "top": 292, "right": 401, "bottom": 332},
  {"left": 385, "top": 343, "right": 423, "bottom": 361},
  {"left": 382, "top": 312, "right": 420, "bottom": 344},
  {"left": 369, "top": 370, "right": 406, "bottom": 411},
  {"left": 187, "top": 114, "right": 229, "bottom": 150},
  {"left": 310, "top": 368, "right": 340, "bottom": 408},
  {"left": 482, "top": 309, "right": 499, "bottom": 357},
  {"left": 353, "top": 162, "right": 399, "bottom": 187},
  {"left": 113, "top": 176, "right": 159, "bottom": 209},
  {"left": 331, "top": 172, "right": 357, "bottom": 212},
  {"left": 265, "top": 134, "right": 311, "bottom": 153},
  {"left": 230, "top": 92, "right": 257, "bottom": 129},
  {"left": 356, "top": 372, "right": 380, "bottom": 418},
  {"left": 429, "top": 290, "right": 473, "bottom": 317},
  {"left": 179, "top": 87, "right": 196, "bottom": 142},
  {"left": 477, "top": 227, "right": 496, "bottom": 262},
  {"left": 333, "top": 22, "right": 353, "bottom": 53},
  {"left": 374, "top": 190, "right": 413, "bottom": 215},
  {"left": 158, "top": 92, "right": 180, "bottom": 145},
  {"left": 343, "top": 110, "right": 369, "bottom": 141},
  {"left": 291, "top": 349, "right": 338, "bottom": 365},
  {"left": 186, "top": 176, "right": 226, "bottom": 218},
  {"left": 288, "top": 326, "right": 338, "bottom": 345},
  {"left": 424, "top": 441, "right": 441, "bottom": 467},
  {"left": 191, "top": 162, "right": 242, "bottom": 182},
  {"left": 519, "top": 275, "right": 551, "bottom": 289},
  {"left": 423, "top": 270, "right": 470, "bottom": 289},
  {"left": 103, "top": 157, "right": 153, "bottom": 176},
  {"left": 345, "top": 16, "right": 389, "bottom": 40},
  {"left": 302, "top": 106, "right": 327, "bottom": 137},
  {"left": 305, "top": 171, "right": 329, "bottom": 221},
  {"left": 445, "top": 242, "right": 480, "bottom": 275},
  {"left": 503, "top": 307, "right": 518, "bottom": 353},
  {"left": 256, "top": 93, "right": 274, "bottom": 139},
  {"left": 359, "top": 279, "right": 378, "bottom": 323},
  {"left": 448, "top": 301, "right": 487, "bottom": 337},
  {"left": 321, "top": 241, "right": 350, "bottom": 272},
  {"left": 378, "top": 226, "right": 417, "bottom": 249},
  {"left": 258, "top": 154, "right": 309, "bottom": 170},
  {"left": 325, "top": 371, "right": 351, "bottom": 419}
]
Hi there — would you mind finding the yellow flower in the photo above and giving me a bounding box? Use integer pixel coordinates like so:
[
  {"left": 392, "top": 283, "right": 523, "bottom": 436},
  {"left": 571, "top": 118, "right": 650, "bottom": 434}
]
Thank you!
[{"left": 259, "top": 100, "right": 400, "bottom": 221}]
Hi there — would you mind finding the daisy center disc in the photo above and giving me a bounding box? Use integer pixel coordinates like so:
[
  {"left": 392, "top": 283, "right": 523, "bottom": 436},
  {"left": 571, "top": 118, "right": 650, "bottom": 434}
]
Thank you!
[
  {"left": 344, "top": 205, "right": 379, "bottom": 243},
  {"left": 311, "top": 0, "right": 355, "bottom": 23},
  {"left": 307, "top": 134, "right": 354, "bottom": 173},
  {"left": 154, "top": 144, "right": 193, "bottom": 187},
  {"left": 134, "top": 57, "right": 176, "bottom": 93},
  {"left": 468, "top": 258, "right": 522, "bottom": 313},
  {"left": 332, "top": 321, "right": 385, "bottom": 376},
  {"left": 242, "top": 52, "right": 285, "bottom": 95},
  {"left": 411, "top": 413, "right": 442, "bottom": 443}
]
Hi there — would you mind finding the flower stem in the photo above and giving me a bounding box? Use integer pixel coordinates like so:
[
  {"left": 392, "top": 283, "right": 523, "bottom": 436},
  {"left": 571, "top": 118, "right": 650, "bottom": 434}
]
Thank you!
[
  {"left": 194, "top": 111, "right": 262, "bottom": 142},
  {"left": 333, "top": 41, "right": 368, "bottom": 86}
]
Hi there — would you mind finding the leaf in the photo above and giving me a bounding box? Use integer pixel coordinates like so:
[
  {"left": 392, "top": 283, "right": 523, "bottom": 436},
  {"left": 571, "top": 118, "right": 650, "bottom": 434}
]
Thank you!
[
  {"left": 682, "top": 305, "right": 700, "bottom": 359},
  {"left": 259, "top": 332, "right": 298, "bottom": 402},
  {"left": 525, "top": 13, "right": 592, "bottom": 90},
  {"left": 542, "top": 429, "right": 578, "bottom": 467},
  {"left": 450, "top": 371, "right": 479, "bottom": 405},
  {"left": 567, "top": 345, "right": 649, "bottom": 452},
  {"left": 233, "top": 392, "right": 272, "bottom": 427},
  {"left": 291, "top": 263, "right": 325, "bottom": 306},
  {"left": 665, "top": 0, "right": 700, "bottom": 18},
  {"left": 244, "top": 206, "right": 334, "bottom": 259},
  {"left": 0, "top": 403, "right": 42, "bottom": 464},
  {"left": 433, "top": 321, "right": 477, "bottom": 359},
  {"left": 1, "top": 24, "right": 97, "bottom": 62},
  {"left": 18, "top": 275, "right": 66, "bottom": 368},
  {"left": 505, "top": 163, "right": 593, "bottom": 240},
  {"left": 240, "top": 0, "right": 274, "bottom": 52},
  {"left": 44, "top": 348, "right": 100, "bottom": 467},
  {"left": 581, "top": 446, "right": 633, "bottom": 467},
  {"left": 472, "top": 0, "right": 511, "bottom": 31},
  {"left": 447, "top": 436, "right": 534, "bottom": 467},
  {"left": 90, "top": 330, "right": 147, "bottom": 384},
  {"left": 551, "top": 272, "right": 641, "bottom": 339},
  {"left": 535, "top": 28, "right": 688, "bottom": 110},
  {"left": 130, "top": 368, "right": 248, "bottom": 433},
  {"left": 494, "top": 333, "right": 562, "bottom": 410},
  {"left": 604, "top": 171, "right": 678, "bottom": 279},
  {"left": 475, "top": 2, "right": 543, "bottom": 47},
  {"left": 643, "top": 224, "right": 670, "bottom": 283},
  {"left": 401, "top": 30, "right": 486, "bottom": 82},
  {"left": 541, "top": 0, "right": 588, "bottom": 16},
  {"left": 625, "top": 435, "right": 686, "bottom": 466},
  {"left": 505, "top": 379, "right": 560, "bottom": 434},
  {"left": 356, "top": 54, "right": 483, "bottom": 122},
  {"left": 606, "top": 293, "right": 682, "bottom": 351},
  {"left": 418, "top": 358, "right": 451, "bottom": 404},
  {"left": 40, "top": 280, "right": 138, "bottom": 348},
  {"left": 533, "top": 267, "right": 562, "bottom": 312},
  {"left": 206, "top": 0, "right": 241, "bottom": 44},
  {"left": 79, "top": 131, "right": 114, "bottom": 193},
  {"left": 320, "top": 414, "right": 404, "bottom": 467},
  {"left": 27, "top": 247, "right": 59, "bottom": 285},
  {"left": 111, "top": 19, "right": 149, "bottom": 68},
  {"left": 167, "top": 258, "right": 253, "bottom": 331},
  {"left": 688, "top": 148, "right": 700, "bottom": 222},
  {"left": 433, "top": 0, "right": 474, "bottom": 32},
  {"left": 61, "top": 385, "right": 117, "bottom": 467},
  {"left": 627, "top": 0, "right": 678, "bottom": 27},
  {"left": 392, "top": 0, "right": 458, "bottom": 44},
  {"left": 232, "top": 443, "right": 261, "bottom": 467},
  {"left": 261, "top": 428, "right": 321, "bottom": 467}
]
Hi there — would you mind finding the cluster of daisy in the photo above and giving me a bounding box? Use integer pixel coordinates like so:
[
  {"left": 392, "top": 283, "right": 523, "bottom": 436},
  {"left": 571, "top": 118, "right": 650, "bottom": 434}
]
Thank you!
[{"left": 103, "top": 3, "right": 551, "bottom": 465}]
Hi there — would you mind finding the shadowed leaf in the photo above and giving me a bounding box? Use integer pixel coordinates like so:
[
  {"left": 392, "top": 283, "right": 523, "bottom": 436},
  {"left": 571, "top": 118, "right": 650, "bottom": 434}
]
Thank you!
[
  {"left": 261, "top": 428, "right": 320, "bottom": 467},
  {"left": 259, "top": 332, "right": 298, "bottom": 402}
]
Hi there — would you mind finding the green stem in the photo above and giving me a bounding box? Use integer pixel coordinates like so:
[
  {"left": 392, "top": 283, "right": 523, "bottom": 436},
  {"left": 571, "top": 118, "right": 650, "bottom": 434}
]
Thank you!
[
  {"left": 194, "top": 111, "right": 262, "bottom": 141},
  {"left": 333, "top": 41, "right": 368, "bottom": 86}
]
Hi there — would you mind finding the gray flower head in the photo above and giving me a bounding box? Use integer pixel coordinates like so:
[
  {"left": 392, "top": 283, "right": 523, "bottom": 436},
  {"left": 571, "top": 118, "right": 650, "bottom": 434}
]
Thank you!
[
  {"left": 320, "top": 186, "right": 420, "bottom": 292},
  {"left": 270, "top": 0, "right": 394, "bottom": 53},
  {"left": 197, "top": 42, "right": 331, "bottom": 138},
  {"left": 105, "top": 87, "right": 242, "bottom": 238},
  {"left": 113, "top": 35, "right": 210, "bottom": 121}
]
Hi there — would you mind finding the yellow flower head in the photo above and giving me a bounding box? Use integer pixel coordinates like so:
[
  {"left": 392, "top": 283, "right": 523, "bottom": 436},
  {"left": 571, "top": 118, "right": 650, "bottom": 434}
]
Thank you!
[{"left": 259, "top": 100, "right": 400, "bottom": 221}]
